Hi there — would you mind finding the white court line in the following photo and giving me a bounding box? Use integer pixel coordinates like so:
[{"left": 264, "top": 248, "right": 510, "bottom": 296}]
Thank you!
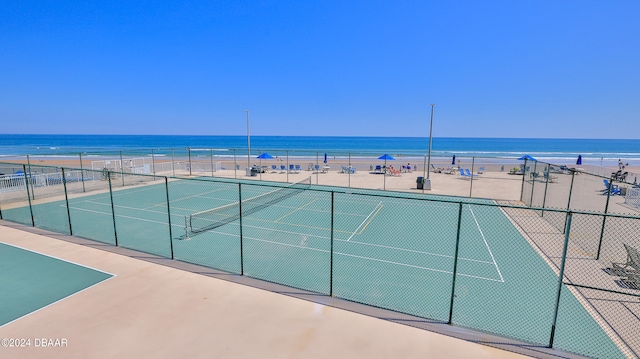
[
  {"left": 347, "top": 201, "right": 383, "bottom": 241},
  {"left": 64, "top": 205, "right": 172, "bottom": 226},
  {"left": 198, "top": 222, "right": 495, "bottom": 266},
  {"left": 0, "top": 242, "right": 116, "bottom": 330},
  {"left": 467, "top": 204, "right": 505, "bottom": 283},
  {"left": 234, "top": 235, "right": 503, "bottom": 283}
]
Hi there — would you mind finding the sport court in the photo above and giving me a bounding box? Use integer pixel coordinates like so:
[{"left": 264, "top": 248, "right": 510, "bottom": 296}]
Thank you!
[
  {"left": 1, "top": 177, "right": 625, "bottom": 358},
  {"left": 0, "top": 242, "right": 113, "bottom": 327}
]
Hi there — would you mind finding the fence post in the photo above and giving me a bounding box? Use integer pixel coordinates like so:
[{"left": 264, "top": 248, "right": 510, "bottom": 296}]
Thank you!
[
  {"left": 119, "top": 151, "right": 125, "bottom": 186},
  {"left": 330, "top": 191, "right": 335, "bottom": 296},
  {"left": 22, "top": 164, "right": 35, "bottom": 227},
  {"left": 61, "top": 168, "right": 73, "bottom": 236},
  {"left": 348, "top": 153, "right": 351, "bottom": 188},
  {"left": 529, "top": 161, "right": 538, "bottom": 206},
  {"left": 188, "top": 147, "right": 192, "bottom": 176},
  {"left": 165, "top": 177, "right": 174, "bottom": 259},
  {"left": 541, "top": 164, "right": 550, "bottom": 216},
  {"left": 26, "top": 155, "right": 35, "bottom": 200},
  {"left": 107, "top": 171, "right": 119, "bottom": 246},
  {"left": 79, "top": 152, "right": 86, "bottom": 192},
  {"left": 171, "top": 148, "right": 176, "bottom": 176},
  {"left": 448, "top": 202, "right": 464, "bottom": 324},
  {"left": 469, "top": 157, "right": 475, "bottom": 197},
  {"left": 152, "top": 149, "right": 157, "bottom": 179},
  {"left": 238, "top": 183, "right": 244, "bottom": 275},
  {"left": 596, "top": 180, "right": 614, "bottom": 260},
  {"left": 563, "top": 171, "right": 576, "bottom": 233},
  {"left": 210, "top": 148, "right": 214, "bottom": 177},
  {"left": 519, "top": 159, "right": 527, "bottom": 203},
  {"left": 549, "top": 212, "right": 572, "bottom": 348},
  {"left": 233, "top": 149, "right": 237, "bottom": 179}
]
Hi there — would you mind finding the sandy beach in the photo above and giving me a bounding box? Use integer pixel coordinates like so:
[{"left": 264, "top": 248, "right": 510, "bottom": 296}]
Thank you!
[{"left": 2, "top": 156, "right": 639, "bottom": 209}]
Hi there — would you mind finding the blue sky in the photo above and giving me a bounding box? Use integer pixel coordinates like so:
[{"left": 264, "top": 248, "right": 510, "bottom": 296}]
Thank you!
[{"left": 1, "top": 1, "right": 639, "bottom": 138}]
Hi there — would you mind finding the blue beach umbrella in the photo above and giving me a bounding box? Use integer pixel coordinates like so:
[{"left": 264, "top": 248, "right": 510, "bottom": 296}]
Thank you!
[
  {"left": 451, "top": 155, "right": 456, "bottom": 165},
  {"left": 517, "top": 155, "right": 536, "bottom": 161},
  {"left": 378, "top": 154, "right": 396, "bottom": 161},
  {"left": 324, "top": 153, "right": 327, "bottom": 164},
  {"left": 576, "top": 155, "right": 582, "bottom": 165},
  {"left": 257, "top": 153, "right": 273, "bottom": 159}
]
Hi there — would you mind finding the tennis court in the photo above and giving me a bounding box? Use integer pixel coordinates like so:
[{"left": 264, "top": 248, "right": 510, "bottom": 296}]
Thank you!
[
  {"left": 1, "top": 176, "right": 625, "bottom": 358},
  {"left": 0, "top": 242, "right": 113, "bottom": 327}
]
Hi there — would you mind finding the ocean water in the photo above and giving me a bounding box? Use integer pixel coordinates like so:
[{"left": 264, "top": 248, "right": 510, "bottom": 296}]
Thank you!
[{"left": 1, "top": 134, "right": 639, "bottom": 166}]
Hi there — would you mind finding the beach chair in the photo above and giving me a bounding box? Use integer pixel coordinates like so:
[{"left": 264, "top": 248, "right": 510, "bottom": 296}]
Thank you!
[
  {"left": 543, "top": 171, "right": 558, "bottom": 183},
  {"left": 295, "top": 164, "right": 302, "bottom": 173},
  {"left": 602, "top": 179, "right": 622, "bottom": 196},
  {"left": 465, "top": 169, "right": 479, "bottom": 178},
  {"left": 374, "top": 165, "right": 382, "bottom": 174},
  {"left": 458, "top": 168, "right": 471, "bottom": 179},
  {"left": 289, "top": 164, "right": 295, "bottom": 173},
  {"left": 478, "top": 167, "right": 485, "bottom": 174},
  {"left": 271, "top": 165, "right": 278, "bottom": 173},
  {"left": 313, "top": 164, "right": 320, "bottom": 173},
  {"left": 280, "top": 165, "right": 286, "bottom": 173},
  {"left": 612, "top": 244, "right": 640, "bottom": 273},
  {"left": 387, "top": 166, "right": 401, "bottom": 176}
]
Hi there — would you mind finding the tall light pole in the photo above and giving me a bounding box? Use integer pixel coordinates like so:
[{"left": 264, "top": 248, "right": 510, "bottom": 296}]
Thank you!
[
  {"left": 425, "top": 104, "right": 435, "bottom": 190},
  {"left": 245, "top": 109, "right": 251, "bottom": 168}
]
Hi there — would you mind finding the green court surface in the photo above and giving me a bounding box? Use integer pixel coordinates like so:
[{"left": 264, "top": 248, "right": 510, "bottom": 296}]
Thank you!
[
  {"left": 0, "top": 243, "right": 113, "bottom": 326},
  {"left": 1, "top": 179, "right": 625, "bottom": 358}
]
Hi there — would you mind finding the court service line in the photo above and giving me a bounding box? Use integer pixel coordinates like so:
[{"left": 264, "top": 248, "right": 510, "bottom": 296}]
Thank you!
[
  {"left": 347, "top": 201, "right": 383, "bottom": 241},
  {"left": 213, "top": 223, "right": 494, "bottom": 266},
  {"left": 275, "top": 198, "right": 319, "bottom": 222},
  {"left": 64, "top": 205, "right": 174, "bottom": 226},
  {"left": 235, "top": 235, "right": 503, "bottom": 283},
  {"left": 467, "top": 205, "right": 505, "bottom": 283}
]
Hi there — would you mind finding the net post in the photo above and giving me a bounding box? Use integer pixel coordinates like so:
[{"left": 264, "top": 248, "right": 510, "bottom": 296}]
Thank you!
[
  {"left": 62, "top": 168, "right": 73, "bottom": 236},
  {"left": 239, "top": 183, "right": 244, "bottom": 276},
  {"left": 330, "top": 191, "right": 335, "bottom": 296},
  {"left": 165, "top": 177, "right": 174, "bottom": 259},
  {"left": 23, "top": 164, "right": 35, "bottom": 227},
  {"left": 448, "top": 202, "right": 464, "bottom": 324},
  {"left": 549, "top": 211, "right": 572, "bottom": 348},
  {"left": 107, "top": 171, "right": 119, "bottom": 246},
  {"left": 184, "top": 216, "right": 189, "bottom": 240}
]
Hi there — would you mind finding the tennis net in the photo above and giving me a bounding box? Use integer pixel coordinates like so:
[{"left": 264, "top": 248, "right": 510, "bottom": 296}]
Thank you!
[{"left": 187, "top": 177, "right": 312, "bottom": 237}]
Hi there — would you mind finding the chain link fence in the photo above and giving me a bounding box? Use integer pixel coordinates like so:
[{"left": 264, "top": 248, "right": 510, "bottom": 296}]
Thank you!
[{"left": 1, "top": 161, "right": 640, "bottom": 359}]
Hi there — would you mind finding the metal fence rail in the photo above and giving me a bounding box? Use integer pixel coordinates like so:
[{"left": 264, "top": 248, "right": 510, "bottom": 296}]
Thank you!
[{"left": 1, "top": 162, "right": 639, "bottom": 359}]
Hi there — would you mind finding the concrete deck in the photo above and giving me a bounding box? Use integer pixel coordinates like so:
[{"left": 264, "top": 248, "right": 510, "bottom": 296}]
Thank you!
[{"left": 0, "top": 221, "right": 549, "bottom": 359}]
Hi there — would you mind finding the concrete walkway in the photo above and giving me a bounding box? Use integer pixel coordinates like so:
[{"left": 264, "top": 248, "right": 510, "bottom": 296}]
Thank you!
[{"left": 0, "top": 222, "right": 536, "bottom": 359}]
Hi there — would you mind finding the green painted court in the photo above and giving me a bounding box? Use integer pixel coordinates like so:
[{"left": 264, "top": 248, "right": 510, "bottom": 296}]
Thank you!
[
  {"left": 0, "top": 243, "right": 113, "bottom": 327},
  {"left": 0, "top": 177, "right": 626, "bottom": 358}
]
